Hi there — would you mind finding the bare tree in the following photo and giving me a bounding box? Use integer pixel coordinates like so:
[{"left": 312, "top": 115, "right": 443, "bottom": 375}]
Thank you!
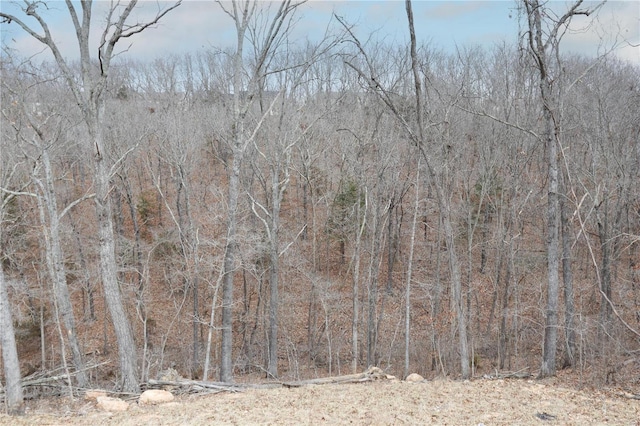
[
  {"left": 3, "top": 58, "right": 98, "bottom": 389},
  {"left": 1, "top": 0, "right": 182, "bottom": 392},
  {"left": 0, "top": 99, "right": 23, "bottom": 413},
  {"left": 0, "top": 182, "right": 23, "bottom": 413},
  {"left": 337, "top": 0, "right": 471, "bottom": 378},
  {"left": 566, "top": 56, "right": 640, "bottom": 365},
  {"left": 213, "top": 0, "right": 306, "bottom": 382},
  {"left": 249, "top": 75, "right": 324, "bottom": 378},
  {"left": 521, "top": 0, "right": 603, "bottom": 378},
  {"left": 0, "top": 261, "right": 23, "bottom": 415}
]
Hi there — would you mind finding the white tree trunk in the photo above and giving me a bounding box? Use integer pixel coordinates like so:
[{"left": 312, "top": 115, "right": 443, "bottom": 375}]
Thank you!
[{"left": 0, "top": 263, "right": 23, "bottom": 414}]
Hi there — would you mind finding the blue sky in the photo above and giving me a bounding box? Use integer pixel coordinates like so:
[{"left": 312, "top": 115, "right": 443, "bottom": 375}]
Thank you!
[{"left": 1, "top": 1, "right": 638, "bottom": 65}]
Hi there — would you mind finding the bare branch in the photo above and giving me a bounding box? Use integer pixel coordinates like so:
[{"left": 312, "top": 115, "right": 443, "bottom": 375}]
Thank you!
[
  {"left": 58, "top": 192, "right": 96, "bottom": 220},
  {"left": 99, "top": 1, "right": 183, "bottom": 74},
  {"left": 458, "top": 105, "right": 542, "bottom": 142},
  {"left": 546, "top": 0, "right": 605, "bottom": 49},
  {"left": 0, "top": 186, "right": 38, "bottom": 199}
]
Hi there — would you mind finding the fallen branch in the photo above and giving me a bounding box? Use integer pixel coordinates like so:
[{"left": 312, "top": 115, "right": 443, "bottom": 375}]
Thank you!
[
  {"left": 282, "top": 366, "right": 388, "bottom": 388},
  {"left": 22, "top": 361, "right": 111, "bottom": 387},
  {"left": 146, "top": 379, "right": 244, "bottom": 393},
  {"left": 145, "top": 367, "right": 389, "bottom": 395},
  {"left": 483, "top": 369, "right": 532, "bottom": 380}
]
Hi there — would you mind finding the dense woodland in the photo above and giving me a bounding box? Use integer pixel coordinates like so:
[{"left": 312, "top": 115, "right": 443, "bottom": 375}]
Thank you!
[{"left": 1, "top": 0, "right": 639, "bottom": 413}]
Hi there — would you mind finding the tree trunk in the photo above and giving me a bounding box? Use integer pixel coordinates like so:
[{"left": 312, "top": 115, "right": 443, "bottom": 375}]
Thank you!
[
  {"left": 499, "top": 241, "right": 512, "bottom": 370},
  {"left": 376, "top": 200, "right": 400, "bottom": 356},
  {"left": 68, "top": 210, "right": 95, "bottom": 321},
  {"left": 559, "top": 170, "right": 576, "bottom": 368},
  {"left": 404, "top": 159, "right": 420, "bottom": 379},
  {"left": 596, "top": 193, "right": 613, "bottom": 332},
  {"left": 443, "top": 204, "right": 470, "bottom": 378},
  {"left": 220, "top": 149, "right": 240, "bottom": 382},
  {"left": 539, "top": 83, "right": 560, "bottom": 379},
  {"left": 365, "top": 191, "right": 386, "bottom": 368},
  {"left": 524, "top": 0, "right": 560, "bottom": 379},
  {"left": 523, "top": 0, "right": 599, "bottom": 379},
  {"left": 0, "top": 263, "right": 23, "bottom": 414},
  {"left": 119, "top": 174, "right": 145, "bottom": 296},
  {"left": 407, "top": 0, "right": 469, "bottom": 378},
  {"left": 267, "top": 170, "right": 281, "bottom": 379},
  {"left": 92, "top": 122, "right": 139, "bottom": 392},
  {"left": 349, "top": 186, "right": 365, "bottom": 373},
  {"left": 39, "top": 149, "right": 88, "bottom": 388}
]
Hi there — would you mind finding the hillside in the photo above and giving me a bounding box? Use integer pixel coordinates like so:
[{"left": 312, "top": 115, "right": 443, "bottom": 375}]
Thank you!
[{"left": 2, "top": 0, "right": 640, "bottom": 413}]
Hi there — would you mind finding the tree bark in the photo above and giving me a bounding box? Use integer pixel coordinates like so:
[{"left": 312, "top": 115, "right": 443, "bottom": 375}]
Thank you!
[{"left": 5, "top": 90, "right": 90, "bottom": 389}]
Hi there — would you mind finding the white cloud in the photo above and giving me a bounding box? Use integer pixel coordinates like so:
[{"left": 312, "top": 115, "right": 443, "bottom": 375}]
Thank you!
[{"left": 561, "top": 1, "right": 639, "bottom": 65}]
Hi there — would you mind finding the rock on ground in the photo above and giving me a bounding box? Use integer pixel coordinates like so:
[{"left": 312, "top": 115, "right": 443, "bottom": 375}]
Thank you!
[
  {"left": 139, "top": 389, "right": 175, "bottom": 405},
  {"left": 96, "top": 396, "right": 129, "bottom": 412},
  {"left": 405, "top": 373, "right": 425, "bottom": 382},
  {"left": 84, "top": 390, "right": 108, "bottom": 401}
]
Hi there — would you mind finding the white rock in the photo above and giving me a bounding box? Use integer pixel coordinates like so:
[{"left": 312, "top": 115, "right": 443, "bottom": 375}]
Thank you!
[
  {"left": 405, "top": 373, "right": 425, "bottom": 382},
  {"left": 96, "top": 396, "right": 129, "bottom": 412},
  {"left": 139, "top": 389, "right": 175, "bottom": 405}
]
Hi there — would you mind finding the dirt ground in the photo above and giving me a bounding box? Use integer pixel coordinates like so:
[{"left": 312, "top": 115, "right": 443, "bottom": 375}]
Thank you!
[{"left": 2, "top": 377, "right": 639, "bottom": 425}]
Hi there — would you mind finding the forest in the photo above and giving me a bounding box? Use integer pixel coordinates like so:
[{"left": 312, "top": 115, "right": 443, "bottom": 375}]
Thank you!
[{"left": 1, "top": 0, "right": 639, "bottom": 414}]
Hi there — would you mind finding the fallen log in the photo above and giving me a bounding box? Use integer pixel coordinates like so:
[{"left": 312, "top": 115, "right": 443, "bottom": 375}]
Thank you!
[
  {"left": 281, "top": 366, "right": 387, "bottom": 388},
  {"left": 482, "top": 369, "right": 532, "bottom": 380},
  {"left": 146, "top": 379, "right": 245, "bottom": 393},
  {"left": 145, "top": 367, "right": 388, "bottom": 393}
]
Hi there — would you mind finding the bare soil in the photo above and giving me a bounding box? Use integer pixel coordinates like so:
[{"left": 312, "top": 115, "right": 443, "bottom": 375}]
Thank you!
[{"left": 2, "top": 377, "right": 639, "bottom": 425}]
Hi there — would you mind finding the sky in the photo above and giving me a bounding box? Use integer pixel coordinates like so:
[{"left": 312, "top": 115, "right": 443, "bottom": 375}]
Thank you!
[{"left": 1, "top": 1, "right": 638, "bottom": 66}]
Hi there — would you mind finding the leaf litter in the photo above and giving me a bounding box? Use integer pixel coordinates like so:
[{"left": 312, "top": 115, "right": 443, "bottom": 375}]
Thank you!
[{"left": 1, "top": 377, "right": 638, "bottom": 425}]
